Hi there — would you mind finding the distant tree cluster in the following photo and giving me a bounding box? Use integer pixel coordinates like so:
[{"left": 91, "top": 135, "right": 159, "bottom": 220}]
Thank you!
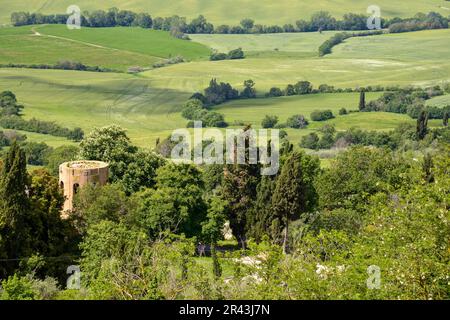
[
  {"left": 0, "top": 91, "right": 84, "bottom": 141},
  {"left": 318, "top": 30, "right": 384, "bottom": 56},
  {"left": 0, "top": 61, "right": 113, "bottom": 73},
  {"left": 300, "top": 121, "right": 450, "bottom": 151},
  {"left": 11, "top": 10, "right": 449, "bottom": 35},
  {"left": 182, "top": 99, "right": 228, "bottom": 128},
  {"left": 210, "top": 48, "right": 245, "bottom": 61},
  {"left": 365, "top": 86, "right": 450, "bottom": 119},
  {"left": 389, "top": 12, "right": 449, "bottom": 33},
  {"left": 0, "top": 91, "right": 23, "bottom": 116},
  {"left": 0, "top": 116, "right": 84, "bottom": 141},
  {"left": 310, "top": 110, "right": 335, "bottom": 121}
]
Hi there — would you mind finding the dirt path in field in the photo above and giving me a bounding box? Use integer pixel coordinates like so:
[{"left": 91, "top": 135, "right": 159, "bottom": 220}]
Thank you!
[
  {"left": 32, "top": 26, "right": 111, "bottom": 49},
  {"left": 30, "top": 26, "right": 166, "bottom": 60}
]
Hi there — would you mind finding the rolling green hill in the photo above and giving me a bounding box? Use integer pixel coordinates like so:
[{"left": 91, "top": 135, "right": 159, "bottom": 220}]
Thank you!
[
  {"left": 0, "top": 25, "right": 211, "bottom": 71},
  {"left": 0, "top": 14, "right": 449, "bottom": 148},
  {"left": 1, "top": 0, "right": 449, "bottom": 26}
]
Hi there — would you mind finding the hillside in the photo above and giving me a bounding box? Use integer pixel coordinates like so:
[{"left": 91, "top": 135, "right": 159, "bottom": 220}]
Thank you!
[
  {"left": 0, "top": 25, "right": 210, "bottom": 71},
  {"left": 1, "top": 0, "right": 449, "bottom": 26}
]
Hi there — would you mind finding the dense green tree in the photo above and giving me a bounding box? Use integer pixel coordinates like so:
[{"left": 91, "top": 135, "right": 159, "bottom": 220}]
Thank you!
[
  {"left": 79, "top": 125, "right": 137, "bottom": 181},
  {"left": 310, "top": 110, "right": 335, "bottom": 121},
  {"left": 416, "top": 110, "right": 429, "bottom": 140},
  {"left": 133, "top": 13, "right": 152, "bottom": 28},
  {"left": 240, "top": 18, "right": 255, "bottom": 31},
  {"left": 202, "top": 196, "right": 227, "bottom": 278},
  {"left": 294, "top": 81, "right": 313, "bottom": 95},
  {"left": 28, "top": 169, "right": 80, "bottom": 280},
  {"left": 310, "top": 11, "right": 337, "bottom": 31},
  {"left": 221, "top": 128, "right": 261, "bottom": 249},
  {"left": 240, "top": 80, "right": 256, "bottom": 99},
  {"left": 227, "top": 48, "right": 245, "bottom": 60},
  {"left": 128, "top": 163, "right": 207, "bottom": 238},
  {"left": 0, "top": 274, "right": 36, "bottom": 300},
  {"left": 0, "top": 142, "right": 31, "bottom": 277},
  {"left": 317, "top": 125, "right": 336, "bottom": 149},
  {"left": 261, "top": 115, "right": 279, "bottom": 128},
  {"left": 266, "top": 87, "right": 283, "bottom": 97},
  {"left": 272, "top": 151, "right": 320, "bottom": 252},
  {"left": 22, "top": 142, "right": 52, "bottom": 166},
  {"left": 247, "top": 175, "right": 279, "bottom": 243},
  {"left": 44, "top": 145, "right": 79, "bottom": 176},
  {"left": 359, "top": 90, "right": 366, "bottom": 111},
  {"left": 443, "top": 112, "right": 449, "bottom": 126},
  {"left": 284, "top": 84, "right": 296, "bottom": 96},
  {"left": 300, "top": 132, "right": 320, "bottom": 150},
  {"left": 316, "top": 146, "right": 414, "bottom": 210},
  {"left": 73, "top": 183, "right": 129, "bottom": 232},
  {"left": 286, "top": 114, "right": 309, "bottom": 129},
  {"left": 120, "top": 151, "right": 166, "bottom": 194}
]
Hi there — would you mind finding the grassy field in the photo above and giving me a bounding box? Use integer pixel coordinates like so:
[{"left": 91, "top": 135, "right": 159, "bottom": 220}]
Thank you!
[
  {"left": 158, "top": 29, "right": 450, "bottom": 90},
  {"left": 190, "top": 32, "right": 338, "bottom": 59},
  {"left": 1, "top": 24, "right": 449, "bottom": 148},
  {"left": 0, "top": 25, "right": 211, "bottom": 71},
  {"left": 1, "top": 0, "right": 449, "bottom": 26},
  {"left": 1, "top": 66, "right": 443, "bottom": 148},
  {"left": 427, "top": 94, "right": 450, "bottom": 107},
  {"left": 215, "top": 93, "right": 443, "bottom": 142}
]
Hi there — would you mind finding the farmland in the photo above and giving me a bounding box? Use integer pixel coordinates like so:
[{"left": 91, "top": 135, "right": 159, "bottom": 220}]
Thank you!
[
  {"left": 1, "top": 0, "right": 449, "bottom": 26},
  {"left": 1, "top": 26, "right": 449, "bottom": 147}
]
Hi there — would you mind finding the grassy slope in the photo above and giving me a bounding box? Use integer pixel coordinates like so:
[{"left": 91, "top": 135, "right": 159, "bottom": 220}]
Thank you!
[
  {"left": 0, "top": 68, "right": 189, "bottom": 147},
  {"left": 427, "top": 94, "right": 450, "bottom": 107},
  {"left": 150, "top": 29, "right": 450, "bottom": 92},
  {"left": 215, "top": 93, "right": 442, "bottom": 142},
  {"left": 189, "top": 32, "right": 338, "bottom": 58},
  {"left": 0, "top": 25, "right": 211, "bottom": 71},
  {"left": 0, "top": 26, "right": 448, "bottom": 147},
  {"left": 1, "top": 0, "right": 449, "bottom": 26},
  {"left": 36, "top": 25, "right": 211, "bottom": 61}
]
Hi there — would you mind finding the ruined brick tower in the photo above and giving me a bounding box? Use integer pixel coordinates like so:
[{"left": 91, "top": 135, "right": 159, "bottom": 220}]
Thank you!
[{"left": 59, "top": 160, "right": 109, "bottom": 212}]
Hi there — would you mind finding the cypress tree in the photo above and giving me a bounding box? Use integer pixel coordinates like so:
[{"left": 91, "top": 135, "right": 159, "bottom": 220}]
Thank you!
[
  {"left": 247, "top": 176, "right": 279, "bottom": 243},
  {"left": 271, "top": 151, "right": 319, "bottom": 253},
  {"left": 359, "top": 90, "right": 366, "bottom": 111},
  {"left": 221, "top": 127, "right": 260, "bottom": 249},
  {"left": 416, "top": 110, "right": 429, "bottom": 140},
  {"left": 443, "top": 112, "right": 449, "bottom": 127},
  {"left": 0, "top": 142, "right": 31, "bottom": 277}
]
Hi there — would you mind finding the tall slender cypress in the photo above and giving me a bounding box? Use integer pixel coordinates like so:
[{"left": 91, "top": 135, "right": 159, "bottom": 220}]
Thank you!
[{"left": 0, "top": 142, "right": 31, "bottom": 277}]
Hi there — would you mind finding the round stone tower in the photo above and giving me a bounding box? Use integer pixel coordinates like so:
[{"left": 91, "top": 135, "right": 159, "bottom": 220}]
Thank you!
[{"left": 59, "top": 160, "right": 109, "bottom": 213}]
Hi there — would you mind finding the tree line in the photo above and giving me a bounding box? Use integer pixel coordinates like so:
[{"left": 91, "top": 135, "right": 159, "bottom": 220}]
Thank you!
[
  {"left": 0, "top": 61, "right": 114, "bottom": 73},
  {"left": 11, "top": 9, "right": 449, "bottom": 34},
  {"left": 0, "top": 91, "right": 84, "bottom": 141},
  {"left": 362, "top": 85, "right": 450, "bottom": 119}
]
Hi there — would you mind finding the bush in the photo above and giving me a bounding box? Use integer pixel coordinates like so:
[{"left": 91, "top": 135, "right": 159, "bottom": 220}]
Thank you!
[
  {"left": 227, "top": 48, "right": 245, "bottom": 59},
  {"left": 310, "top": 110, "right": 335, "bottom": 121},
  {"left": 0, "top": 116, "right": 84, "bottom": 141},
  {"left": 261, "top": 115, "right": 279, "bottom": 128},
  {"left": 300, "top": 133, "right": 320, "bottom": 149},
  {"left": 339, "top": 108, "right": 348, "bottom": 115},
  {"left": 286, "top": 114, "right": 309, "bottom": 129},
  {"left": 210, "top": 52, "right": 228, "bottom": 61},
  {"left": 266, "top": 87, "right": 283, "bottom": 97}
]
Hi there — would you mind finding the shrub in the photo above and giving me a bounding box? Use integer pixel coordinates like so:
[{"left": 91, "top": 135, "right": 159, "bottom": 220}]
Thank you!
[
  {"left": 286, "top": 114, "right": 309, "bottom": 129},
  {"left": 266, "top": 87, "right": 283, "bottom": 97},
  {"left": 261, "top": 115, "right": 279, "bottom": 128},
  {"left": 310, "top": 110, "right": 335, "bottom": 121},
  {"left": 300, "top": 133, "right": 320, "bottom": 149}
]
